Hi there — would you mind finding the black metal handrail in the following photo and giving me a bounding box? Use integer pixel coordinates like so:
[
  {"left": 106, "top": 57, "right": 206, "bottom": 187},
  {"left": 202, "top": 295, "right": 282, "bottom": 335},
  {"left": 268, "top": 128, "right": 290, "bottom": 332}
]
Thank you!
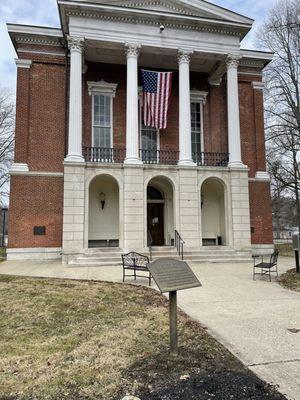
[
  {"left": 140, "top": 149, "right": 179, "bottom": 165},
  {"left": 83, "top": 146, "right": 126, "bottom": 163},
  {"left": 175, "top": 230, "right": 185, "bottom": 260},
  {"left": 147, "top": 230, "right": 153, "bottom": 261},
  {"left": 193, "top": 152, "right": 229, "bottom": 167}
]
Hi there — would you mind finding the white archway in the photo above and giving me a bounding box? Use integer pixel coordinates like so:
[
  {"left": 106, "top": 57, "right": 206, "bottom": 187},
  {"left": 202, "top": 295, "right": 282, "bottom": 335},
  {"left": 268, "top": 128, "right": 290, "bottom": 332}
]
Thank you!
[
  {"left": 201, "top": 177, "right": 226, "bottom": 246},
  {"left": 146, "top": 175, "right": 175, "bottom": 246},
  {"left": 88, "top": 174, "right": 119, "bottom": 247}
]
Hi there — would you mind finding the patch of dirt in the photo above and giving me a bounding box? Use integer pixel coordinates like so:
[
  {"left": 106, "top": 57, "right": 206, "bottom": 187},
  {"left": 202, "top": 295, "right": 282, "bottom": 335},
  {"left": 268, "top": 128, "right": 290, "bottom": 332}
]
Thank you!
[{"left": 278, "top": 268, "right": 300, "bottom": 292}]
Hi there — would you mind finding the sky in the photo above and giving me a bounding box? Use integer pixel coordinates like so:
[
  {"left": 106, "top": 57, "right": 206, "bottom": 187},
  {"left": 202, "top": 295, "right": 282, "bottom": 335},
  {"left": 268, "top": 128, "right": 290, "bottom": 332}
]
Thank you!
[{"left": 0, "top": 0, "right": 277, "bottom": 95}]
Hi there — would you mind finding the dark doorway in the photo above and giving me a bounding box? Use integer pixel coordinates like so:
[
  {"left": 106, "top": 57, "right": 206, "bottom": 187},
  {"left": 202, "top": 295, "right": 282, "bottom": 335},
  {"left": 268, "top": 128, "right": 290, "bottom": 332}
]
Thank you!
[{"left": 147, "top": 203, "right": 164, "bottom": 245}]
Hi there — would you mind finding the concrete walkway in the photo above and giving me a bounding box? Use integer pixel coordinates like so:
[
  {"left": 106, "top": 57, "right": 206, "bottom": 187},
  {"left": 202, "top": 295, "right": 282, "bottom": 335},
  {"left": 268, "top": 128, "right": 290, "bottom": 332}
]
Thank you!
[{"left": 0, "top": 256, "right": 299, "bottom": 399}]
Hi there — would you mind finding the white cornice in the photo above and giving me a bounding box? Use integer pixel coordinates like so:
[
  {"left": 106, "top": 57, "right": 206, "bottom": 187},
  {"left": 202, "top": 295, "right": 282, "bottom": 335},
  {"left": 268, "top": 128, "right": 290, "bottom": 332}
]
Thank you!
[
  {"left": 66, "top": 9, "right": 243, "bottom": 36},
  {"left": 59, "top": 1, "right": 252, "bottom": 37},
  {"left": 190, "top": 90, "right": 208, "bottom": 104},
  {"left": 58, "top": 0, "right": 253, "bottom": 25}
]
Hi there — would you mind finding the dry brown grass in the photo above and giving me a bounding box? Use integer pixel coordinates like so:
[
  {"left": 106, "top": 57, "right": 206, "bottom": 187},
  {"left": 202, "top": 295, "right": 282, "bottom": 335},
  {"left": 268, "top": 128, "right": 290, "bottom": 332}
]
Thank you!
[
  {"left": 0, "top": 275, "right": 285, "bottom": 400},
  {"left": 278, "top": 268, "right": 300, "bottom": 292},
  {"left": 275, "top": 243, "right": 294, "bottom": 257}
]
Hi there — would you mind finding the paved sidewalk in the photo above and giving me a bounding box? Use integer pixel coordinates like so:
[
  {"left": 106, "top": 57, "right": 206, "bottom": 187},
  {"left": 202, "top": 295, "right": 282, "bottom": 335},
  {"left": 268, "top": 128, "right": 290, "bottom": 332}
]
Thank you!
[{"left": 0, "top": 256, "right": 299, "bottom": 399}]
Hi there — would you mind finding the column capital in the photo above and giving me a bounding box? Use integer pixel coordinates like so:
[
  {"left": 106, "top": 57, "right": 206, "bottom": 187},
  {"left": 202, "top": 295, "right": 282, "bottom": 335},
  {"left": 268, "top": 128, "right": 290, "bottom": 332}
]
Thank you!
[
  {"left": 178, "top": 48, "right": 193, "bottom": 64},
  {"left": 67, "top": 36, "right": 85, "bottom": 53},
  {"left": 15, "top": 59, "right": 32, "bottom": 68},
  {"left": 226, "top": 54, "right": 241, "bottom": 69},
  {"left": 124, "top": 42, "right": 141, "bottom": 58},
  {"left": 252, "top": 81, "right": 264, "bottom": 91}
]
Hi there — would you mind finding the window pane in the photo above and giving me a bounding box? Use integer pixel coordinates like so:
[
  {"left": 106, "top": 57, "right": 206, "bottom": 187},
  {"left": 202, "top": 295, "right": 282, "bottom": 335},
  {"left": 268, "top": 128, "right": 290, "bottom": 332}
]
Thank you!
[{"left": 191, "top": 101, "right": 202, "bottom": 157}]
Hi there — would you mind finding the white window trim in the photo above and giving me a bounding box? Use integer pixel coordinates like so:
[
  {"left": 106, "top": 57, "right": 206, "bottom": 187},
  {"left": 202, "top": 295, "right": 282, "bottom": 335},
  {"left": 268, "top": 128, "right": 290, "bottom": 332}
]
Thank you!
[
  {"left": 138, "top": 87, "right": 160, "bottom": 153},
  {"left": 190, "top": 90, "right": 208, "bottom": 153},
  {"left": 88, "top": 80, "right": 118, "bottom": 148}
]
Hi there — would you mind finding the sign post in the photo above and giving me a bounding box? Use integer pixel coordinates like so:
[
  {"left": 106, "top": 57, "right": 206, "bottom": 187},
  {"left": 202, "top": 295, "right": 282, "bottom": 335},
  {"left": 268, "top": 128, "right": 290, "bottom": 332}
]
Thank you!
[
  {"left": 148, "top": 258, "right": 202, "bottom": 354},
  {"left": 292, "top": 234, "right": 300, "bottom": 273},
  {"left": 169, "top": 290, "right": 178, "bottom": 353}
]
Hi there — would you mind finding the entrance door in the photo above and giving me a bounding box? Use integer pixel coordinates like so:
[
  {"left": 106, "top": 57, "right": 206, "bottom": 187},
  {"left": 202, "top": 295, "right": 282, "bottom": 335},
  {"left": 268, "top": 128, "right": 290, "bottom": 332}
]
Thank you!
[{"left": 147, "top": 203, "right": 164, "bottom": 245}]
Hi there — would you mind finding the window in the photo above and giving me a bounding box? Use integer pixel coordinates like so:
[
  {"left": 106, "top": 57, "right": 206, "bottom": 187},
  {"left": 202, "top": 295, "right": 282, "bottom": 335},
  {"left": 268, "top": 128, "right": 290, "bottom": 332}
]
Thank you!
[
  {"left": 87, "top": 80, "right": 118, "bottom": 149},
  {"left": 93, "top": 94, "right": 111, "bottom": 148},
  {"left": 190, "top": 90, "right": 208, "bottom": 162},
  {"left": 139, "top": 91, "right": 159, "bottom": 162},
  {"left": 191, "top": 102, "right": 202, "bottom": 156}
]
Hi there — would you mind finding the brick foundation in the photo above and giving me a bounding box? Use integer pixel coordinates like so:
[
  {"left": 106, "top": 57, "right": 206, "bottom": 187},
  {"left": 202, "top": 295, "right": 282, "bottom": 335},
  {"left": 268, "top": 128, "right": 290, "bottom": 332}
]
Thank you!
[{"left": 8, "top": 176, "right": 63, "bottom": 248}]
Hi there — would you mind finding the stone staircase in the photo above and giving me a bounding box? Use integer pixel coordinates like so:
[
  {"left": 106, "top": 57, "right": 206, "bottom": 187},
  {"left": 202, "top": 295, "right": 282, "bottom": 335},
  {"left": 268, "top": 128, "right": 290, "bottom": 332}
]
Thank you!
[{"left": 67, "top": 245, "right": 251, "bottom": 267}]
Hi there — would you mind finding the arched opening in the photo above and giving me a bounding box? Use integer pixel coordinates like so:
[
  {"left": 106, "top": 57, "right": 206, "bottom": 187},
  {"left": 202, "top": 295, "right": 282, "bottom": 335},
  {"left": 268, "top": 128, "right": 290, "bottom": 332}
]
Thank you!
[
  {"left": 147, "top": 176, "right": 174, "bottom": 246},
  {"left": 201, "top": 178, "right": 226, "bottom": 246},
  {"left": 88, "top": 174, "right": 119, "bottom": 247}
]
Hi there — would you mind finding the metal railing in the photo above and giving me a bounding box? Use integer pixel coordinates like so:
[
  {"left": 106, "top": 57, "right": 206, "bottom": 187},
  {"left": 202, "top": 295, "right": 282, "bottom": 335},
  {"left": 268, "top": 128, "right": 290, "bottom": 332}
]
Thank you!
[
  {"left": 83, "top": 147, "right": 229, "bottom": 168},
  {"left": 193, "top": 152, "right": 229, "bottom": 167},
  {"left": 147, "top": 230, "right": 153, "bottom": 261},
  {"left": 140, "top": 149, "right": 179, "bottom": 165},
  {"left": 83, "top": 146, "right": 126, "bottom": 163},
  {"left": 175, "top": 230, "right": 185, "bottom": 260}
]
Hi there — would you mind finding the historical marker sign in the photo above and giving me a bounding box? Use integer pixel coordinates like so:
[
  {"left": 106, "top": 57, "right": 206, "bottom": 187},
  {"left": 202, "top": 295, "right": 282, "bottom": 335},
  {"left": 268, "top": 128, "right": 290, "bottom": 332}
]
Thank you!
[
  {"left": 148, "top": 258, "right": 202, "bottom": 293},
  {"left": 148, "top": 258, "right": 202, "bottom": 354}
]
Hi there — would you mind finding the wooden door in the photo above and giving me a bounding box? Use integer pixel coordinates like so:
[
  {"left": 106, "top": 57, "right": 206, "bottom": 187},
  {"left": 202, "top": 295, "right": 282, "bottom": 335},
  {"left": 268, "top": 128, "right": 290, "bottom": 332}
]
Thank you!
[{"left": 147, "top": 203, "right": 164, "bottom": 245}]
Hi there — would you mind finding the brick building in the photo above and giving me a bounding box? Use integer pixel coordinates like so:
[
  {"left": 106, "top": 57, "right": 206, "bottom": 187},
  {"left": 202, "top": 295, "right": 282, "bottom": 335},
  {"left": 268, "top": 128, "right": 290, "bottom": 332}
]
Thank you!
[{"left": 7, "top": 0, "right": 274, "bottom": 263}]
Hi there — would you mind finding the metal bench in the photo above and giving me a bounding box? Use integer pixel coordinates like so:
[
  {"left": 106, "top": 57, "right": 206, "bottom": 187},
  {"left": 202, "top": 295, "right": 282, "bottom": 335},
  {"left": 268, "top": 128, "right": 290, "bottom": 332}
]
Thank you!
[
  {"left": 253, "top": 250, "right": 279, "bottom": 281},
  {"left": 121, "top": 252, "right": 151, "bottom": 285}
]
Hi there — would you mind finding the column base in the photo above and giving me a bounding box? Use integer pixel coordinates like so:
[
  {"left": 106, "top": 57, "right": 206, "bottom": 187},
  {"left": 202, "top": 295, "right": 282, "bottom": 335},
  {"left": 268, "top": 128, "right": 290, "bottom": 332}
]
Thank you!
[
  {"left": 178, "top": 159, "right": 196, "bottom": 166},
  {"left": 64, "top": 154, "right": 85, "bottom": 163},
  {"left": 228, "top": 161, "right": 247, "bottom": 169},
  {"left": 10, "top": 163, "right": 29, "bottom": 173},
  {"left": 124, "top": 157, "right": 143, "bottom": 165}
]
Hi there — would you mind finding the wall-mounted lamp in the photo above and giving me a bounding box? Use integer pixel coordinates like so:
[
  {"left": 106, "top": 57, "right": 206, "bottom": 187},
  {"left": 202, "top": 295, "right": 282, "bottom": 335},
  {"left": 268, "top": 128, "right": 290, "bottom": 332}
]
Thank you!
[{"left": 99, "top": 192, "right": 106, "bottom": 210}]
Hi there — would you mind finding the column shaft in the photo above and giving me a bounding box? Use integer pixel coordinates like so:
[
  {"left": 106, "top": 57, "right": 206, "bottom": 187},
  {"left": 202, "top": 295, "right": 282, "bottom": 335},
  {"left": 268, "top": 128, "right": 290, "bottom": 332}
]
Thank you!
[
  {"left": 178, "top": 49, "right": 194, "bottom": 166},
  {"left": 226, "top": 55, "right": 244, "bottom": 168},
  {"left": 124, "top": 43, "right": 142, "bottom": 164},
  {"left": 66, "top": 36, "right": 84, "bottom": 162}
]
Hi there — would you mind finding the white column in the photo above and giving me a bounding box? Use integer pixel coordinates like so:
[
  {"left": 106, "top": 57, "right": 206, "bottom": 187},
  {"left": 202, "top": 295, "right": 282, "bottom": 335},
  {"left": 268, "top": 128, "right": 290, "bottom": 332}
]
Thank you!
[
  {"left": 226, "top": 54, "right": 245, "bottom": 168},
  {"left": 178, "top": 49, "right": 195, "bottom": 166},
  {"left": 124, "top": 42, "right": 142, "bottom": 165},
  {"left": 65, "top": 36, "right": 84, "bottom": 163}
]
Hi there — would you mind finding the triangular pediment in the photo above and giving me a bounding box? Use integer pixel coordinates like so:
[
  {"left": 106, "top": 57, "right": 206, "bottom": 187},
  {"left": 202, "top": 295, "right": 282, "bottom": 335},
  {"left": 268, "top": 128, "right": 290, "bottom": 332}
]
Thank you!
[{"left": 99, "top": 0, "right": 253, "bottom": 24}]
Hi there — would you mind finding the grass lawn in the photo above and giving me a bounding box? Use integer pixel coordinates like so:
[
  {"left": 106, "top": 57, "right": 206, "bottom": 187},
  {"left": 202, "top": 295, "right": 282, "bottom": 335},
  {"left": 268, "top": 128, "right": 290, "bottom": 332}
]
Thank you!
[
  {"left": 278, "top": 268, "right": 300, "bottom": 293},
  {"left": 0, "top": 275, "right": 286, "bottom": 400}
]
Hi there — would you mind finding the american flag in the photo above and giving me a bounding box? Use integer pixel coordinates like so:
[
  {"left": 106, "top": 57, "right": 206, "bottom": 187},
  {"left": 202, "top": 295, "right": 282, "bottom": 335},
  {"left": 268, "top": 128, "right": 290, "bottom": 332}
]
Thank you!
[{"left": 141, "top": 69, "right": 173, "bottom": 130}]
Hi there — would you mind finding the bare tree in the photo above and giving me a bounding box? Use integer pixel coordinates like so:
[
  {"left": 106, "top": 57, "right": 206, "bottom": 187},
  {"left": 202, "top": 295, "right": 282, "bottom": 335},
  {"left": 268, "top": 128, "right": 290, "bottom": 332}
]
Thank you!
[
  {"left": 258, "top": 0, "right": 300, "bottom": 249},
  {"left": 0, "top": 88, "right": 15, "bottom": 206}
]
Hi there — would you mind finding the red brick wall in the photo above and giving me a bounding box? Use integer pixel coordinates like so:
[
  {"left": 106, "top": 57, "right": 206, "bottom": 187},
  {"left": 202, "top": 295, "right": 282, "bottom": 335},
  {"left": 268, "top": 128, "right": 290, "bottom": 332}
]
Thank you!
[
  {"left": 8, "top": 176, "right": 63, "bottom": 248},
  {"left": 249, "top": 181, "right": 273, "bottom": 244},
  {"left": 238, "top": 77, "right": 273, "bottom": 245},
  {"left": 28, "top": 63, "right": 67, "bottom": 172}
]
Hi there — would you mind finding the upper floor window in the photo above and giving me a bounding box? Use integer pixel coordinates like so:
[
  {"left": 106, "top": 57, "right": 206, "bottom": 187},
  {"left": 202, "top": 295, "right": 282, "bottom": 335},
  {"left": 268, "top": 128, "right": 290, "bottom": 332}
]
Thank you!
[
  {"left": 87, "top": 80, "right": 118, "bottom": 149},
  {"left": 190, "top": 90, "right": 208, "bottom": 161},
  {"left": 139, "top": 90, "right": 159, "bottom": 162},
  {"left": 93, "top": 94, "right": 111, "bottom": 148}
]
